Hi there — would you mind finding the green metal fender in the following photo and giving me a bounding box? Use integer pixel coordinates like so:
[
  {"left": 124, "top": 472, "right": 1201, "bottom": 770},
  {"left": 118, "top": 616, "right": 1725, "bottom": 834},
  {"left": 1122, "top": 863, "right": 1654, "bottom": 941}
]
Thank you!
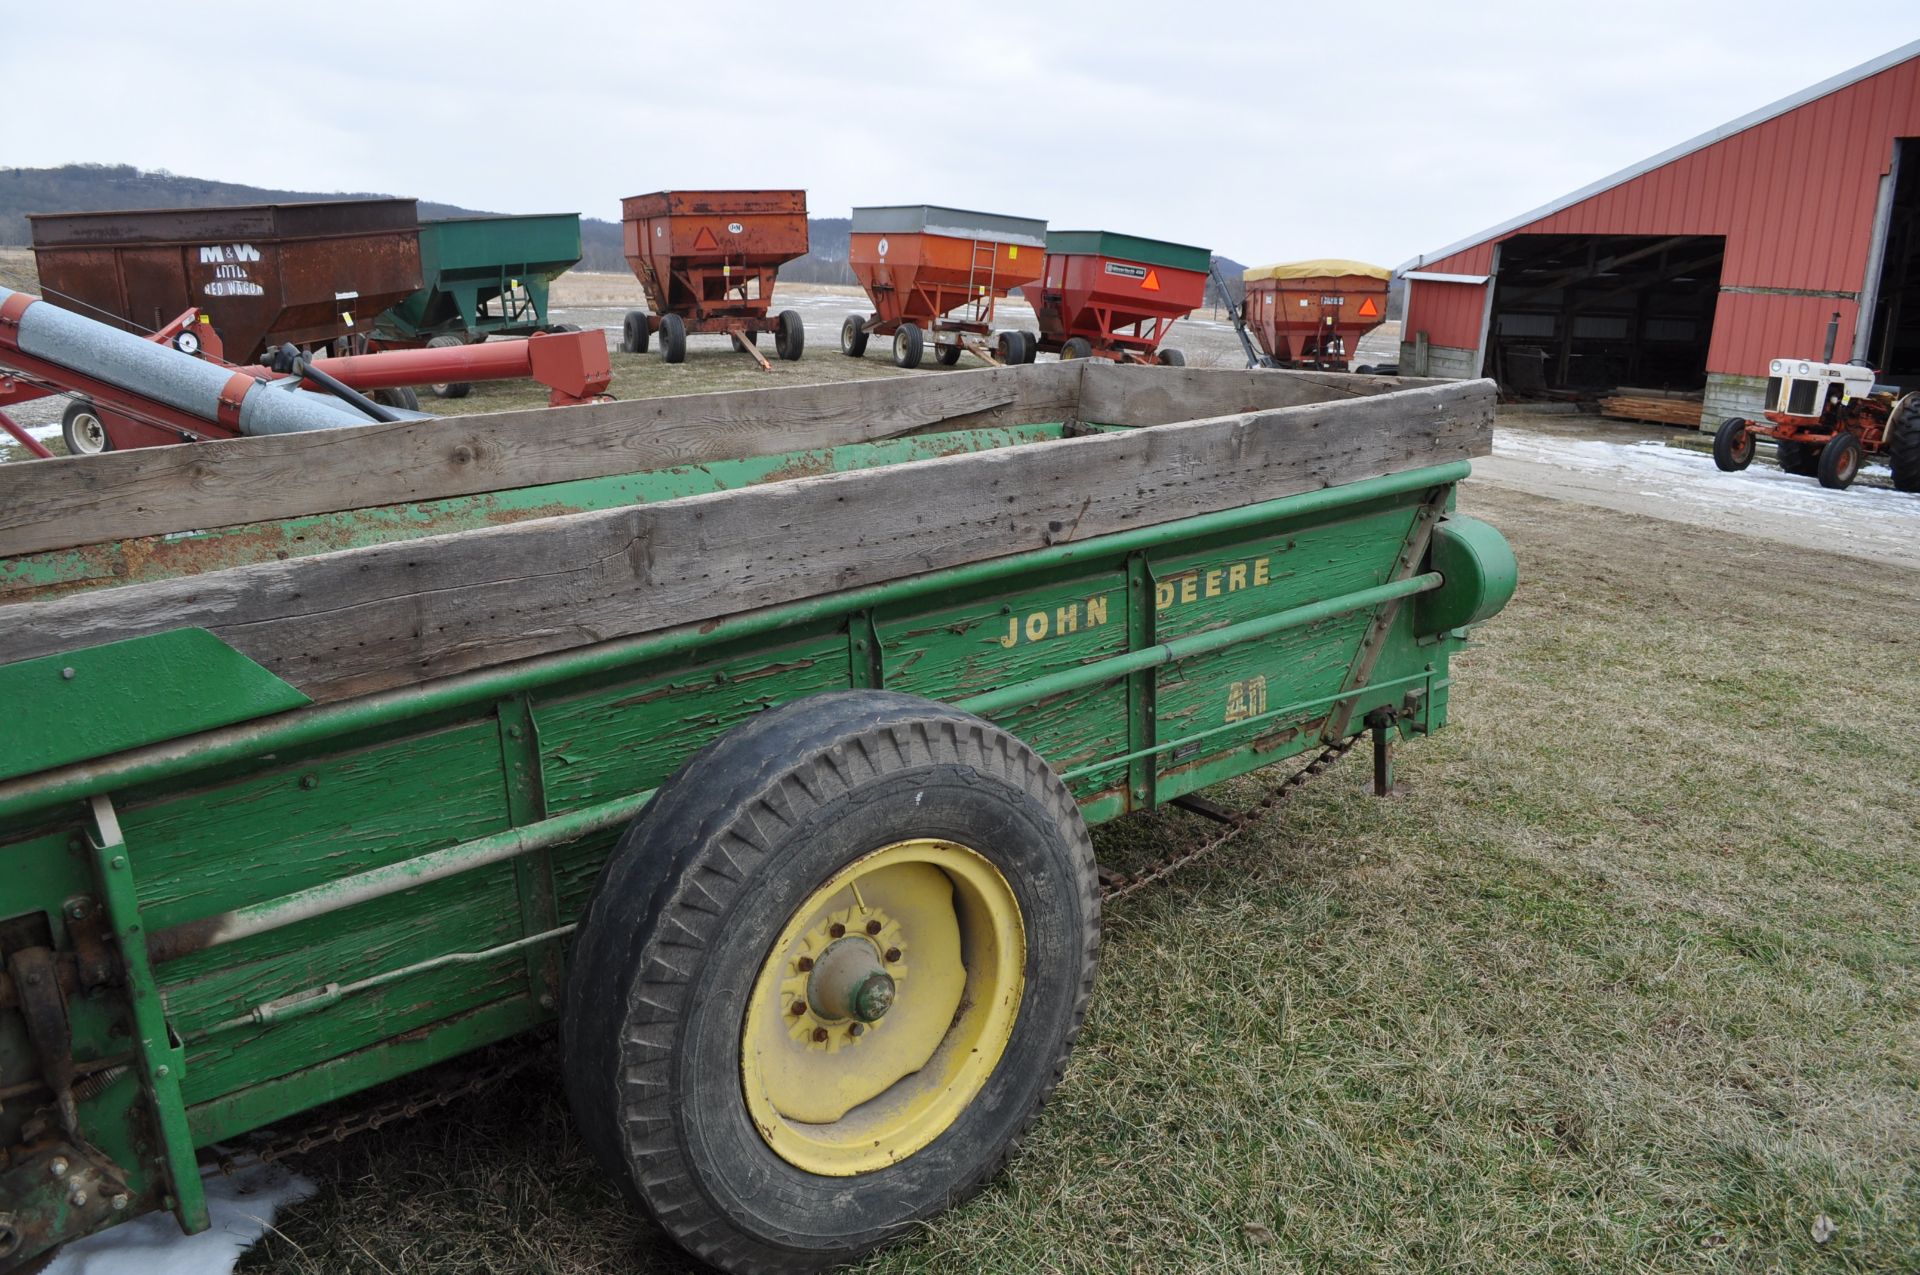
[{"left": 1415, "top": 515, "right": 1517, "bottom": 636}]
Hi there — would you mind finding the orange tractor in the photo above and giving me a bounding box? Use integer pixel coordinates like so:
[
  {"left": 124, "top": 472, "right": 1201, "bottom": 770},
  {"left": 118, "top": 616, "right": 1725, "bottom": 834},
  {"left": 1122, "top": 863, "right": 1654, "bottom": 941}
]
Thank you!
[{"left": 1713, "top": 315, "right": 1920, "bottom": 492}]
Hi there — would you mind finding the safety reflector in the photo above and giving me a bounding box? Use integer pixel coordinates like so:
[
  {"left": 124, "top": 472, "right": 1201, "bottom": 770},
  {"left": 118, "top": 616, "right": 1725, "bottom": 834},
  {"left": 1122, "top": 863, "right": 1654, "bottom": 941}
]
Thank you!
[
  {"left": 1357, "top": 296, "right": 1380, "bottom": 318},
  {"left": 693, "top": 226, "right": 720, "bottom": 251},
  {"left": 1142, "top": 270, "right": 1160, "bottom": 291}
]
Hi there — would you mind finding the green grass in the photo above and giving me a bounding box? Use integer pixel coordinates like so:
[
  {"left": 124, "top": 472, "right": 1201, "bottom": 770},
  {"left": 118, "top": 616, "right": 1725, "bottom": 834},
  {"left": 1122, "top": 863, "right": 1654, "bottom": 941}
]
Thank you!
[{"left": 237, "top": 482, "right": 1920, "bottom": 1273}]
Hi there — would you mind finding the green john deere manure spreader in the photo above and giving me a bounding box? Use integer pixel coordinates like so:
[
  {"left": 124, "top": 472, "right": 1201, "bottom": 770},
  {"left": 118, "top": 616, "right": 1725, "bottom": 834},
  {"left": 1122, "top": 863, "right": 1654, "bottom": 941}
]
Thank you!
[{"left": 0, "top": 362, "right": 1513, "bottom": 1272}]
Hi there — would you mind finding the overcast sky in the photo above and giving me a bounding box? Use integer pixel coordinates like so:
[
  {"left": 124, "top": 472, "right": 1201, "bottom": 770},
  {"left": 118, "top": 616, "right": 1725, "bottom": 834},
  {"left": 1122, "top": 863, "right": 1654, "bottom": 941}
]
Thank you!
[{"left": 5, "top": 2, "right": 1915, "bottom": 267}]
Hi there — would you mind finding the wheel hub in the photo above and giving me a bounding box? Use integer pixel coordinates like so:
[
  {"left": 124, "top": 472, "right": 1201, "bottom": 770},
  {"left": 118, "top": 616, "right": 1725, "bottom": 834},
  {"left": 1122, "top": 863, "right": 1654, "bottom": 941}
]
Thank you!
[
  {"left": 807, "top": 936, "right": 896, "bottom": 1024},
  {"left": 775, "top": 902, "right": 909, "bottom": 1055}
]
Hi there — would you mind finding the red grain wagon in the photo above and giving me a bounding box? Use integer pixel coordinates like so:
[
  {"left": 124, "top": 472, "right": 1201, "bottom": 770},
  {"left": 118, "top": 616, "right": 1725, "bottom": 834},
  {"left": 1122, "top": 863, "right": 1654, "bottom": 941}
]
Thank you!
[
  {"left": 1026, "top": 230, "right": 1210, "bottom": 365},
  {"left": 842, "top": 206, "right": 1046, "bottom": 369},
  {"left": 1242, "top": 259, "right": 1391, "bottom": 370},
  {"left": 618, "top": 190, "right": 810, "bottom": 368}
]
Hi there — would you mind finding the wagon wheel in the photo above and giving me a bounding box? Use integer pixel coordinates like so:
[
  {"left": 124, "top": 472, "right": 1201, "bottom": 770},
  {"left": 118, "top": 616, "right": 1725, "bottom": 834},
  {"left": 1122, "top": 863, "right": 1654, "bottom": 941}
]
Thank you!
[
  {"left": 1022, "top": 331, "right": 1040, "bottom": 364},
  {"left": 775, "top": 309, "right": 806, "bottom": 361},
  {"left": 424, "top": 334, "right": 471, "bottom": 399},
  {"left": 1817, "top": 431, "right": 1862, "bottom": 490},
  {"left": 1060, "top": 336, "right": 1094, "bottom": 361},
  {"left": 730, "top": 330, "right": 758, "bottom": 353},
  {"left": 1158, "top": 347, "right": 1187, "bottom": 367},
  {"left": 373, "top": 386, "right": 421, "bottom": 412},
  {"left": 893, "top": 323, "right": 924, "bottom": 369},
  {"left": 1711, "top": 417, "right": 1754, "bottom": 471},
  {"left": 621, "top": 310, "right": 651, "bottom": 355},
  {"left": 1889, "top": 391, "right": 1920, "bottom": 493},
  {"left": 563, "top": 691, "right": 1098, "bottom": 1273},
  {"left": 994, "top": 330, "right": 1024, "bottom": 365},
  {"left": 935, "top": 342, "right": 963, "bottom": 367},
  {"left": 1775, "top": 438, "right": 1819, "bottom": 477},
  {"left": 841, "top": 314, "right": 870, "bottom": 358},
  {"left": 60, "top": 398, "right": 110, "bottom": 455},
  {"left": 658, "top": 313, "right": 688, "bottom": 364}
]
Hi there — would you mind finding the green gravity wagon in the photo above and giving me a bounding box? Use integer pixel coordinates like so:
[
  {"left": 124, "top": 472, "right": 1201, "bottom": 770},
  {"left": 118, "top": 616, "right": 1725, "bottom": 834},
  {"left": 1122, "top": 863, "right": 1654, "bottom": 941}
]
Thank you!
[
  {"left": 372, "top": 213, "right": 582, "bottom": 346},
  {"left": 0, "top": 363, "right": 1513, "bottom": 1272}
]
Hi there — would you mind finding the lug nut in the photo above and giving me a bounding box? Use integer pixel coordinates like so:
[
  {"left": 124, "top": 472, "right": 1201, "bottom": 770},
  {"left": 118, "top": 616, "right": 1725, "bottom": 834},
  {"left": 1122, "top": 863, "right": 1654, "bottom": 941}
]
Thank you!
[
  {"left": 49, "top": 1158, "right": 68, "bottom": 1178},
  {"left": 828, "top": 923, "right": 845, "bottom": 938},
  {"left": 69, "top": 1190, "right": 87, "bottom": 1208},
  {"left": 865, "top": 920, "right": 883, "bottom": 936},
  {"left": 788, "top": 1000, "right": 806, "bottom": 1016},
  {"left": 849, "top": 1023, "right": 865, "bottom": 1037},
  {"left": 111, "top": 1194, "right": 129, "bottom": 1211},
  {"left": 811, "top": 1027, "right": 829, "bottom": 1043},
  {"left": 884, "top": 947, "right": 901, "bottom": 963},
  {"left": 795, "top": 956, "right": 813, "bottom": 972}
]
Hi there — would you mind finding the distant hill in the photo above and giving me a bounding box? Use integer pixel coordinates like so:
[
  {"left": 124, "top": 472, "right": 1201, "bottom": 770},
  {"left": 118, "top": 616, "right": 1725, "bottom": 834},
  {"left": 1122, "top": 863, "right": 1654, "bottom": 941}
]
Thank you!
[{"left": 0, "top": 164, "right": 1246, "bottom": 300}]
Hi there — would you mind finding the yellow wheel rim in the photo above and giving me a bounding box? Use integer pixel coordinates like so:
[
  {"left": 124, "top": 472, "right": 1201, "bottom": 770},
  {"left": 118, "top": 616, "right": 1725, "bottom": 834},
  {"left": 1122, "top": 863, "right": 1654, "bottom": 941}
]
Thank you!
[{"left": 741, "top": 838, "right": 1026, "bottom": 1176}]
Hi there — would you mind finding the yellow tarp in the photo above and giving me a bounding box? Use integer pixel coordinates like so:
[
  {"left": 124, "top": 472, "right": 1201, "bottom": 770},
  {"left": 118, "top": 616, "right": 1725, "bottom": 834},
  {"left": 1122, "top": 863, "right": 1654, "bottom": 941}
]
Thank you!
[{"left": 1243, "top": 258, "right": 1391, "bottom": 283}]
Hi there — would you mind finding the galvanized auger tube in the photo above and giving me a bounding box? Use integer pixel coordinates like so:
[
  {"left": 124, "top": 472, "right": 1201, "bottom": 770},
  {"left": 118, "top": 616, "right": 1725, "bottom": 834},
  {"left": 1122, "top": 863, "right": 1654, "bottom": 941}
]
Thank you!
[{"left": 0, "top": 285, "right": 392, "bottom": 436}]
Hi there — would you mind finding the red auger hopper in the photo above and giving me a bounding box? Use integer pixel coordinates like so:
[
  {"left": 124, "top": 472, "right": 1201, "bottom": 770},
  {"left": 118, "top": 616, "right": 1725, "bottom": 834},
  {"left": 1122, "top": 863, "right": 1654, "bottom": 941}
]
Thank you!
[
  {"left": 618, "top": 190, "right": 810, "bottom": 368},
  {"left": 1027, "top": 231, "right": 1210, "bottom": 365},
  {"left": 28, "top": 200, "right": 422, "bottom": 364},
  {"left": 842, "top": 206, "right": 1046, "bottom": 369},
  {"left": 1242, "top": 259, "right": 1390, "bottom": 370}
]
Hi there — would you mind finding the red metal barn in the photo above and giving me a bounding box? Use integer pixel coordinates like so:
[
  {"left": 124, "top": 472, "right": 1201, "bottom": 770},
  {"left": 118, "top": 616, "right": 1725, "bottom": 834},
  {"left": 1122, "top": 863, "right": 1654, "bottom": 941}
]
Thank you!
[{"left": 1398, "top": 40, "right": 1920, "bottom": 428}]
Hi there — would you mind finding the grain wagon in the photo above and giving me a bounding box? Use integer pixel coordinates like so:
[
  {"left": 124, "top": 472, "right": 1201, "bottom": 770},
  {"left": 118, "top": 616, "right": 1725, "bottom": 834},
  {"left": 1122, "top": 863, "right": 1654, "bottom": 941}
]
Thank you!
[{"left": 0, "top": 363, "right": 1512, "bottom": 1272}]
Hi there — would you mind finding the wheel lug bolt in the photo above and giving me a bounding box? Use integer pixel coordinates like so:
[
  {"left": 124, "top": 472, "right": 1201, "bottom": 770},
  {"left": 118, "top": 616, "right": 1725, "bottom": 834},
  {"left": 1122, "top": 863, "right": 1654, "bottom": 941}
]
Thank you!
[
  {"left": 795, "top": 956, "right": 813, "bottom": 972},
  {"left": 828, "top": 923, "right": 845, "bottom": 938},
  {"left": 811, "top": 1027, "right": 829, "bottom": 1043},
  {"left": 849, "top": 1023, "right": 865, "bottom": 1037},
  {"left": 865, "top": 920, "right": 883, "bottom": 936},
  {"left": 789, "top": 1001, "right": 806, "bottom": 1016},
  {"left": 884, "top": 947, "right": 901, "bottom": 963}
]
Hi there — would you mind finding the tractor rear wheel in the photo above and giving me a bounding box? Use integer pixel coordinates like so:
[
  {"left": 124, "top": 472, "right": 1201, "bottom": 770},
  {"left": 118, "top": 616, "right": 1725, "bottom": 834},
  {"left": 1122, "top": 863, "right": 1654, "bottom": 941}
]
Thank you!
[
  {"left": 658, "top": 313, "right": 688, "bottom": 364},
  {"left": 893, "top": 323, "right": 924, "bottom": 369},
  {"left": 1888, "top": 392, "right": 1920, "bottom": 493},
  {"left": 775, "top": 310, "right": 806, "bottom": 361},
  {"left": 841, "top": 315, "right": 869, "bottom": 358},
  {"left": 1817, "top": 431, "right": 1862, "bottom": 490},
  {"left": 562, "top": 691, "right": 1098, "bottom": 1273},
  {"left": 1775, "top": 438, "right": 1819, "bottom": 477},
  {"left": 621, "top": 311, "right": 651, "bottom": 355},
  {"left": 425, "top": 334, "right": 472, "bottom": 399},
  {"left": 1712, "top": 417, "right": 1754, "bottom": 471}
]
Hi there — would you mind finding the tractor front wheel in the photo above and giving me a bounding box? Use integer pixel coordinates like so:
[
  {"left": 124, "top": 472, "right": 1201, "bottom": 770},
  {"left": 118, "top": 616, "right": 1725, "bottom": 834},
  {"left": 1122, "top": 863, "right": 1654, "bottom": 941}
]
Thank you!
[
  {"left": 1817, "top": 431, "right": 1863, "bottom": 490},
  {"left": 562, "top": 691, "right": 1098, "bottom": 1273},
  {"left": 1712, "top": 417, "right": 1754, "bottom": 471},
  {"left": 1888, "top": 391, "right": 1920, "bottom": 493}
]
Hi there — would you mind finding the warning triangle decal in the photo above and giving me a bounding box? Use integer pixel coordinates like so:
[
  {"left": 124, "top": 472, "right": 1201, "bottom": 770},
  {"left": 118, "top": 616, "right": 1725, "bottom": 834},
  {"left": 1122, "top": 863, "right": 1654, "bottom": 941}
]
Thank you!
[
  {"left": 1142, "top": 269, "right": 1161, "bottom": 291},
  {"left": 1357, "top": 295, "right": 1380, "bottom": 318},
  {"left": 693, "top": 226, "right": 720, "bottom": 251}
]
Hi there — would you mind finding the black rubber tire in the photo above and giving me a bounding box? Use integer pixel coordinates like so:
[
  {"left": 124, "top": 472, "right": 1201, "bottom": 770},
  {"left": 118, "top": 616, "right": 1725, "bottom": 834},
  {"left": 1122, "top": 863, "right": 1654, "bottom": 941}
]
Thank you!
[
  {"left": 562, "top": 691, "right": 1098, "bottom": 1274},
  {"left": 1888, "top": 392, "right": 1920, "bottom": 493},
  {"left": 1817, "top": 431, "right": 1862, "bottom": 490},
  {"left": 935, "top": 342, "right": 963, "bottom": 367},
  {"left": 775, "top": 309, "right": 805, "bottom": 361},
  {"left": 621, "top": 311, "right": 650, "bottom": 355},
  {"left": 994, "top": 330, "right": 1024, "bottom": 365},
  {"left": 731, "top": 330, "right": 758, "bottom": 353},
  {"left": 1158, "top": 347, "right": 1187, "bottom": 367},
  {"left": 425, "top": 333, "right": 471, "bottom": 399},
  {"left": 658, "top": 313, "right": 688, "bottom": 364},
  {"left": 1022, "top": 331, "right": 1040, "bottom": 364},
  {"left": 546, "top": 323, "right": 580, "bottom": 334},
  {"left": 1775, "top": 438, "right": 1820, "bottom": 477},
  {"left": 372, "top": 386, "right": 421, "bottom": 412},
  {"left": 60, "top": 398, "right": 110, "bottom": 455},
  {"left": 893, "top": 323, "right": 924, "bottom": 369},
  {"left": 1712, "top": 417, "right": 1755, "bottom": 471},
  {"left": 1060, "top": 336, "right": 1094, "bottom": 361},
  {"left": 841, "top": 314, "right": 869, "bottom": 358},
  {"left": 465, "top": 331, "right": 487, "bottom": 345}
]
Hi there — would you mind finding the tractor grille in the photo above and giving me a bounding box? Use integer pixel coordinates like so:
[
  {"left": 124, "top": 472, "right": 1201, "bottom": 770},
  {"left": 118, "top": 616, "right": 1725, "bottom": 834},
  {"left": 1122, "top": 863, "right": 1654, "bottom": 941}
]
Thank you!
[
  {"left": 1786, "top": 378, "right": 1819, "bottom": 415},
  {"left": 1766, "top": 376, "right": 1782, "bottom": 410}
]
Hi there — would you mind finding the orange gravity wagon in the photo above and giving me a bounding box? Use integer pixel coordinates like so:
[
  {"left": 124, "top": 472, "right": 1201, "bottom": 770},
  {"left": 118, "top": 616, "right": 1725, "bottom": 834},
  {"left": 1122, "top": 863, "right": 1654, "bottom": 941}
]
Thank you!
[
  {"left": 842, "top": 205, "right": 1047, "bottom": 369},
  {"left": 619, "top": 190, "right": 810, "bottom": 368},
  {"left": 1241, "top": 259, "right": 1391, "bottom": 370},
  {"left": 1027, "top": 230, "right": 1211, "bottom": 366}
]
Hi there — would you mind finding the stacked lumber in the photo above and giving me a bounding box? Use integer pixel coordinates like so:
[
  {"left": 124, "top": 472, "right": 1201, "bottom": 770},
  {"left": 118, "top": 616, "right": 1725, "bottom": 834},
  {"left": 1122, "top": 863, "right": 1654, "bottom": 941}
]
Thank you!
[{"left": 1599, "top": 392, "right": 1704, "bottom": 427}]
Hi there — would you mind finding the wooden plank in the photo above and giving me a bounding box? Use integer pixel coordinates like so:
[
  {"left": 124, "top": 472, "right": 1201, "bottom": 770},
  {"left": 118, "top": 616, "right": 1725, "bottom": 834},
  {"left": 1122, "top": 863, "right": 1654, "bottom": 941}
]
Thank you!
[
  {"left": 0, "top": 361, "right": 1084, "bottom": 559},
  {"left": 4, "top": 380, "right": 1493, "bottom": 705},
  {"left": 1079, "top": 364, "right": 1453, "bottom": 427}
]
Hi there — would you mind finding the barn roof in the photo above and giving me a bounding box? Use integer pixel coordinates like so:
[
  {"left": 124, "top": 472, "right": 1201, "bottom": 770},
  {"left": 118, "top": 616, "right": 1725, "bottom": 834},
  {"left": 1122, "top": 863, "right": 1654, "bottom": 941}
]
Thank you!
[{"left": 1400, "top": 40, "right": 1920, "bottom": 272}]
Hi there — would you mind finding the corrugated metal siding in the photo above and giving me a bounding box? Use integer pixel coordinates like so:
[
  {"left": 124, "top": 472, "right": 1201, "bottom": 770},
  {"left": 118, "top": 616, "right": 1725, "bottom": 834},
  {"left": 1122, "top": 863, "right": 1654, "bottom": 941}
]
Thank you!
[
  {"left": 1407, "top": 276, "right": 1489, "bottom": 350},
  {"left": 1405, "top": 54, "right": 1920, "bottom": 377}
]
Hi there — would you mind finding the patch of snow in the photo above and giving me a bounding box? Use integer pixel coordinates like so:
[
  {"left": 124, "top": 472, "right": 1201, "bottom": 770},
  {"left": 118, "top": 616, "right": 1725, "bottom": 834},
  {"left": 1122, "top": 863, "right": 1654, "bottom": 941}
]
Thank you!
[{"left": 45, "top": 1164, "right": 314, "bottom": 1275}]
